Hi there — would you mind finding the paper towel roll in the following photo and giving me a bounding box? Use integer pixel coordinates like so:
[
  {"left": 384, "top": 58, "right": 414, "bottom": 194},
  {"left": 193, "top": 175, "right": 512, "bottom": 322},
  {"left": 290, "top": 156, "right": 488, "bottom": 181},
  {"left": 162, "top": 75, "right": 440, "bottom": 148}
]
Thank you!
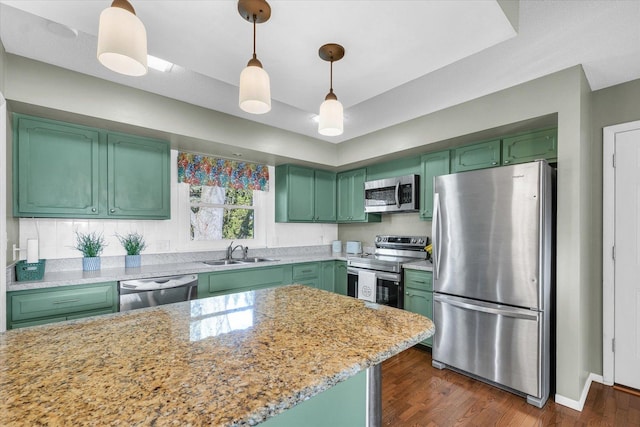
[{"left": 26, "top": 239, "right": 39, "bottom": 264}]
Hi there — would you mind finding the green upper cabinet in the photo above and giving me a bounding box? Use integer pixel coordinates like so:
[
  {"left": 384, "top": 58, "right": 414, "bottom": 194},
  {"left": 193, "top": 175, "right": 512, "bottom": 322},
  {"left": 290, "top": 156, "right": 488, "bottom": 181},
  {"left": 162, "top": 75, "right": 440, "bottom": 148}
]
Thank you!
[
  {"left": 420, "top": 150, "right": 450, "bottom": 220},
  {"left": 107, "top": 133, "right": 170, "bottom": 219},
  {"left": 451, "top": 139, "right": 501, "bottom": 173},
  {"left": 13, "top": 114, "right": 170, "bottom": 219},
  {"left": 337, "top": 168, "right": 380, "bottom": 223},
  {"left": 14, "top": 116, "right": 103, "bottom": 217},
  {"left": 502, "top": 128, "right": 558, "bottom": 165},
  {"left": 314, "top": 169, "right": 337, "bottom": 222},
  {"left": 275, "top": 165, "right": 336, "bottom": 222}
]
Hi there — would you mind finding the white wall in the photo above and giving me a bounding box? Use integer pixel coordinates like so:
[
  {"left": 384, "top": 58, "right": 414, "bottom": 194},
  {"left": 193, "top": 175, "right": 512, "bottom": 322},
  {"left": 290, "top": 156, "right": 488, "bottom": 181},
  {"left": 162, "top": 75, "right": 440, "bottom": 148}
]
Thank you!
[{"left": 17, "top": 155, "right": 337, "bottom": 261}]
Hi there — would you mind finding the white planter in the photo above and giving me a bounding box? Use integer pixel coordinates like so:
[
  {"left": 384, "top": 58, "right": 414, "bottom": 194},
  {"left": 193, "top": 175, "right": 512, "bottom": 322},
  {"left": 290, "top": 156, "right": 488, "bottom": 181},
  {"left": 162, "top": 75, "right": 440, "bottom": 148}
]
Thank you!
[
  {"left": 83, "top": 257, "right": 101, "bottom": 271},
  {"left": 125, "top": 254, "right": 141, "bottom": 268}
]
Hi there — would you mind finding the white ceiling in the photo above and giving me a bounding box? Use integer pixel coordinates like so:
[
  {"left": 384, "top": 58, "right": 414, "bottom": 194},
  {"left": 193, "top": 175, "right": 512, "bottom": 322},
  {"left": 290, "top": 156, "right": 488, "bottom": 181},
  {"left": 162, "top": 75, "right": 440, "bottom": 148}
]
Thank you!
[{"left": 1, "top": 1, "right": 640, "bottom": 144}]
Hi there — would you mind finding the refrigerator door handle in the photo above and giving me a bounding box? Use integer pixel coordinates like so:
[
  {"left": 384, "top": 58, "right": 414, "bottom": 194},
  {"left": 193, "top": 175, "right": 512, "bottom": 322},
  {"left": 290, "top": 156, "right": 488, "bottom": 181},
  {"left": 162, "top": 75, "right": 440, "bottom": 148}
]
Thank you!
[
  {"left": 395, "top": 181, "right": 401, "bottom": 208},
  {"left": 434, "top": 294, "right": 539, "bottom": 321},
  {"left": 432, "top": 192, "right": 441, "bottom": 280}
]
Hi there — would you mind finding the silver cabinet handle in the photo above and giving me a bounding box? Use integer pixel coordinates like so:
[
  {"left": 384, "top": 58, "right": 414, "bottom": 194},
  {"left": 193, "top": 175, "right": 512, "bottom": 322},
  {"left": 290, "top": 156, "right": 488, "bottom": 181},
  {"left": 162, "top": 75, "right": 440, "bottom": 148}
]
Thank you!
[
  {"left": 492, "top": 161, "right": 498, "bottom": 165},
  {"left": 53, "top": 299, "right": 80, "bottom": 304},
  {"left": 504, "top": 160, "right": 510, "bottom": 164},
  {"left": 110, "top": 208, "right": 116, "bottom": 213},
  {"left": 91, "top": 207, "right": 96, "bottom": 212}
]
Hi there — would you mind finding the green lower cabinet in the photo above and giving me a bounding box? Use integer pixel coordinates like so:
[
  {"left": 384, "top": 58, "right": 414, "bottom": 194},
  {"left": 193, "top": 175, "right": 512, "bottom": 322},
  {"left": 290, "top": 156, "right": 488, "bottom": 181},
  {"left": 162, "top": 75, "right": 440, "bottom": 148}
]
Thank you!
[
  {"left": 320, "top": 261, "right": 335, "bottom": 292},
  {"left": 7, "top": 282, "right": 118, "bottom": 330},
  {"left": 420, "top": 150, "right": 450, "bottom": 220},
  {"left": 403, "top": 269, "right": 433, "bottom": 347},
  {"left": 292, "top": 262, "right": 321, "bottom": 289},
  {"left": 502, "top": 128, "right": 557, "bottom": 165},
  {"left": 261, "top": 370, "right": 366, "bottom": 427},
  {"left": 334, "top": 261, "right": 348, "bottom": 295},
  {"left": 198, "top": 266, "right": 287, "bottom": 298},
  {"left": 451, "top": 139, "right": 501, "bottom": 173}
]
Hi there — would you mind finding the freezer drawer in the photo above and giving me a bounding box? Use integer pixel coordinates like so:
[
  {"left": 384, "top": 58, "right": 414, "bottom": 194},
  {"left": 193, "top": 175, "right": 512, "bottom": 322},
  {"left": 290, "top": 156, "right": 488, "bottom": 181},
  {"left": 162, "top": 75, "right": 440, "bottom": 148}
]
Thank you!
[{"left": 433, "top": 293, "right": 542, "bottom": 398}]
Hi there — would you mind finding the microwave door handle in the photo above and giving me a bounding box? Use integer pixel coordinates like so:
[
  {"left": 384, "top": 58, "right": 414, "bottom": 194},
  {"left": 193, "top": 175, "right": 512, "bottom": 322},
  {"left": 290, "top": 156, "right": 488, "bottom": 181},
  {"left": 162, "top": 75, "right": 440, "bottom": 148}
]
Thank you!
[{"left": 395, "top": 181, "right": 401, "bottom": 208}]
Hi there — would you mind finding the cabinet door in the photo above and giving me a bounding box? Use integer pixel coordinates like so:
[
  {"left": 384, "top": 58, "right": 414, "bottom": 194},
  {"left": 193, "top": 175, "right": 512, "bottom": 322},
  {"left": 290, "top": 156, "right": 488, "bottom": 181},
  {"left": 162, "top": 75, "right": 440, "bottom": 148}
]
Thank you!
[
  {"left": 320, "top": 261, "right": 335, "bottom": 292},
  {"left": 8, "top": 282, "right": 117, "bottom": 328},
  {"left": 349, "top": 169, "right": 367, "bottom": 221},
  {"left": 420, "top": 151, "right": 450, "bottom": 220},
  {"left": 314, "top": 170, "right": 337, "bottom": 222},
  {"left": 15, "top": 116, "right": 102, "bottom": 217},
  {"left": 108, "top": 133, "right": 170, "bottom": 219},
  {"left": 334, "top": 261, "right": 348, "bottom": 295},
  {"left": 198, "top": 267, "right": 285, "bottom": 297},
  {"left": 451, "top": 139, "right": 501, "bottom": 173},
  {"left": 287, "top": 166, "right": 315, "bottom": 221},
  {"left": 336, "top": 172, "right": 353, "bottom": 221},
  {"left": 404, "top": 269, "right": 433, "bottom": 292},
  {"left": 404, "top": 288, "right": 433, "bottom": 346},
  {"left": 502, "top": 128, "right": 557, "bottom": 165}
]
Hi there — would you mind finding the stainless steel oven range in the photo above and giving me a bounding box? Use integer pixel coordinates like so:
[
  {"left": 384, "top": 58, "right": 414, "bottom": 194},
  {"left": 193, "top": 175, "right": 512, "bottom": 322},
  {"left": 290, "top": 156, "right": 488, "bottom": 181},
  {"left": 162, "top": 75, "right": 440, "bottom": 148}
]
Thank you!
[{"left": 347, "top": 235, "right": 428, "bottom": 308}]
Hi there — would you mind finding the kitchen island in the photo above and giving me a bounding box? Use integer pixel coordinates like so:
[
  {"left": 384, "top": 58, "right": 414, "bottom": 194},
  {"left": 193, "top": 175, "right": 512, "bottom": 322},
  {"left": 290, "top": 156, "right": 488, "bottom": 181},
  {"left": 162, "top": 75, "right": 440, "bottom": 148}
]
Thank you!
[{"left": 0, "top": 285, "right": 434, "bottom": 426}]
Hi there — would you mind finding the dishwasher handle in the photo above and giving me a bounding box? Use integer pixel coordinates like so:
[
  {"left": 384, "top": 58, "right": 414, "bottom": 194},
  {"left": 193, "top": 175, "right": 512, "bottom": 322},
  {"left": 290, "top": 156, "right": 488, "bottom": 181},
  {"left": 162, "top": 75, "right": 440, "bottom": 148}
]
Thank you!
[{"left": 120, "top": 274, "right": 198, "bottom": 292}]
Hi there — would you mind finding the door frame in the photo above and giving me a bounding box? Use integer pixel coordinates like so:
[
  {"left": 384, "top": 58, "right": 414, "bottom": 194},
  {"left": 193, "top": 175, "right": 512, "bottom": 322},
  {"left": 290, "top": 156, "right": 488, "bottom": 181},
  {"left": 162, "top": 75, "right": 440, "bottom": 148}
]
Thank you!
[{"left": 602, "top": 120, "right": 640, "bottom": 385}]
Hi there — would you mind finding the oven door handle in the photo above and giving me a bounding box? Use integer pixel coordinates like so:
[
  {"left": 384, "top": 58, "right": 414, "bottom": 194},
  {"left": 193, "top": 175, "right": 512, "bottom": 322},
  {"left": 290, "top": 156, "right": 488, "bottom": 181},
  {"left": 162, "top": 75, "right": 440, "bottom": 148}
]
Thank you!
[{"left": 120, "top": 274, "right": 198, "bottom": 292}]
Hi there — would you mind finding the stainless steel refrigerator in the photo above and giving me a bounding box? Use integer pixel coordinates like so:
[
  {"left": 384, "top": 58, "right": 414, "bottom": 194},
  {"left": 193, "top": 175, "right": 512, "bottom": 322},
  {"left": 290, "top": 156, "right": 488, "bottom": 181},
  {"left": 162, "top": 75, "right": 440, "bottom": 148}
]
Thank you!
[{"left": 431, "top": 160, "right": 553, "bottom": 408}]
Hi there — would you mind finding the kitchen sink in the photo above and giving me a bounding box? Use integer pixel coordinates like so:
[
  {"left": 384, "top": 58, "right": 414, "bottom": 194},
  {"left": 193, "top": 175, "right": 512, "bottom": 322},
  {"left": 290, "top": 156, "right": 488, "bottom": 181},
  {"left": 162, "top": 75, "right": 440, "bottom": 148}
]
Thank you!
[
  {"left": 202, "top": 259, "right": 243, "bottom": 266},
  {"left": 202, "top": 257, "right": 278, "bottom": 266},
  {"left": 238, "top": 257, "right": 278, "bottom": 263}
]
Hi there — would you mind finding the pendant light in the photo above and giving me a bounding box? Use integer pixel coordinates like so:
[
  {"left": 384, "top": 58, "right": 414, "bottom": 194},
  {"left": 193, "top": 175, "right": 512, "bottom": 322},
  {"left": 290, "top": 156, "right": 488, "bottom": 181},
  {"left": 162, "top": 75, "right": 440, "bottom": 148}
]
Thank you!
[
  {"left": 318, "top": 44, "right": 345, "bottom": 136},
  {"left": 97, "top": 0, "right": 148, "bottom": 76},
  {"left": 238, "top": 0, "right": 271, "bottom": 114}
]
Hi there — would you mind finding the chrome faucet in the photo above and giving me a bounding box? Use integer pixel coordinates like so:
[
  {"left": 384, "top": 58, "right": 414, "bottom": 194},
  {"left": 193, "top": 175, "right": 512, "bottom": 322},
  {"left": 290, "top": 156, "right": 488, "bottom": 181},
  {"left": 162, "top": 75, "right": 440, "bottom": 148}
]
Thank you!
[{"left": 226, "top": 241, "right": 246, "bottom": 260}]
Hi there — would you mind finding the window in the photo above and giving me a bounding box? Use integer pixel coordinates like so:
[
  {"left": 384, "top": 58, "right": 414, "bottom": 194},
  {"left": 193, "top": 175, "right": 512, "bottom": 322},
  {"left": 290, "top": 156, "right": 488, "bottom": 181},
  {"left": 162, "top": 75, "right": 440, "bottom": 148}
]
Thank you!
[
  {"left": 177, "top": 152, "right": 270, "bottom": 245},
  {"left": 190, "top": 186, "right": 254, "bottom": 240}
]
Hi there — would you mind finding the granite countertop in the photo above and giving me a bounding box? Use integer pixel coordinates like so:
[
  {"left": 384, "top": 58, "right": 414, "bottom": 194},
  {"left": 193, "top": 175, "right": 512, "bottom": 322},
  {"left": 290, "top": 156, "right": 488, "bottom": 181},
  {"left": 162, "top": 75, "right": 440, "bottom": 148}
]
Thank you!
[
  {"left": 0, "top": 285, "right": 435, "bottom": 426},
  {"left": 402, "top": 260, "right": 434, "bottom": 272},
  {"left": 8, "top": 253, "right": 349, "bottom": 292}
]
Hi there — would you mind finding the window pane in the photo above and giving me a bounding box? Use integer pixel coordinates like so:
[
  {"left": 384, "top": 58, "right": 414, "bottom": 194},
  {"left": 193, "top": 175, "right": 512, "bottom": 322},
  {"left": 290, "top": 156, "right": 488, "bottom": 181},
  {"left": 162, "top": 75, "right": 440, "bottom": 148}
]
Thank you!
[
  {"left": 223, "top": 208, "right": 254, "bottom": 239},
  {"left": 224, "top": 188, "right": 253, "bottom": 206},
  {"left": 191, "top": 185, "right": 226, "bottom": 204},
  {"left": 191, "top": 206, "right": 224, "bottom": 240}
]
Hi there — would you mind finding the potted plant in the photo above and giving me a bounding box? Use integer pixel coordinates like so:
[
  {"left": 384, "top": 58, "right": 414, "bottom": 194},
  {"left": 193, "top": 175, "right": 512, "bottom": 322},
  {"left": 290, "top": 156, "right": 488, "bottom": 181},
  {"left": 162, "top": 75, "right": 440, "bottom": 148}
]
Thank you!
[
  {"left": 74, "top": 231, "right": 106, "bottom": 271},
  {"left": 116, "top": 232, "right": 147, "bottom": 268}
]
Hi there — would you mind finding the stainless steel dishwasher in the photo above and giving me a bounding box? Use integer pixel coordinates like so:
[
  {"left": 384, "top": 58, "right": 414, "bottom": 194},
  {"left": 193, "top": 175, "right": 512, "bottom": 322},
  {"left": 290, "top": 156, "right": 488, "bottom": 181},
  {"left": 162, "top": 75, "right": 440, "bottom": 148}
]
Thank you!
[{"left": 119, "top": 274, "right": 198, "bottom": 311}]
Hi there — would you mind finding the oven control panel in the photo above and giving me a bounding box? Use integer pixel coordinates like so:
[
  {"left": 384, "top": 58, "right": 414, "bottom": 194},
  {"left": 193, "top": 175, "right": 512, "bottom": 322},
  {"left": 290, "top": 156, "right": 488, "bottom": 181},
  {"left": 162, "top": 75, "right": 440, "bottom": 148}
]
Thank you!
[{"left": 375, "top": 235, "right": 428, "bottom": 249}]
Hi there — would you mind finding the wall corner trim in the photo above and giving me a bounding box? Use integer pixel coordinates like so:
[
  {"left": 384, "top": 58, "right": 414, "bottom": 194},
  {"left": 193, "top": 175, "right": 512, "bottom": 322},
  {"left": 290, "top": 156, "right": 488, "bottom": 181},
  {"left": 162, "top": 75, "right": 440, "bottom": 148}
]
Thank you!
[{"left": 554, "top": 373, "right": 604, "bottom": 412}]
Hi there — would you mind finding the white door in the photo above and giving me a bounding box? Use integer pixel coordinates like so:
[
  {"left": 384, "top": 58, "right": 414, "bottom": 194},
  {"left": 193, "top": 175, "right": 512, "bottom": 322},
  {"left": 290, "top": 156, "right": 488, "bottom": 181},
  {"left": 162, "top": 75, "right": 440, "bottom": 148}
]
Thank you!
[{"left": 614, "top": 129, "right": 640, "bottom": 389}]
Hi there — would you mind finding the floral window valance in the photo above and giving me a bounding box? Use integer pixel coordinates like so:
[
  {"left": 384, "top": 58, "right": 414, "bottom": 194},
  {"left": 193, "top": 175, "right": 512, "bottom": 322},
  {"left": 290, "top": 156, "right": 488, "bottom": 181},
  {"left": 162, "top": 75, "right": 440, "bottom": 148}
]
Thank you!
[{"left": 177, "top": 152, "right": 269, "bottom": 191}]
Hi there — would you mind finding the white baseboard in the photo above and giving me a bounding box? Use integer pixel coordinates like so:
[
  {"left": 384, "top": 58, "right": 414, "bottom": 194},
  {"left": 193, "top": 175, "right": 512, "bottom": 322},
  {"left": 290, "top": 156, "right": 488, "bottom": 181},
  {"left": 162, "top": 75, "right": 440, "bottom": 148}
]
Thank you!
[{"left": 554, "top": 373, "right": 604, "bottom": 411}]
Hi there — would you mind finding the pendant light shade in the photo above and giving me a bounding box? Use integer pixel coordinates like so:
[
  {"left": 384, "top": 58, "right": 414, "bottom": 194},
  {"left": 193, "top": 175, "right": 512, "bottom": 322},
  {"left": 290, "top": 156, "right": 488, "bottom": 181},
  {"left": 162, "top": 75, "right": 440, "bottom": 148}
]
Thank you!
[
  {"left": 318, "top": 97, "right": 343, "bottom": 136},
  {"left": 318, "top": 44, "right": 345, "bottom": 136},
  {"left": 239, "top": 61, "right": 271, "bottom": 114},
  {"left": 97, "top": 0, "right": 147, "bottom": 77},
  {"left": 238, "top": 0, "right": 272, "bottom": 114}
]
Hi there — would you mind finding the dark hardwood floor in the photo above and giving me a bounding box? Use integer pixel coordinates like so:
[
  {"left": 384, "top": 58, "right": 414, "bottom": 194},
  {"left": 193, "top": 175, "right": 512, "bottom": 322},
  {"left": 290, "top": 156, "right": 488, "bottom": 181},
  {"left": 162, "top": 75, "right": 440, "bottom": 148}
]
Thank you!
[{"left": 381, "top": 347, "right": 640, "bottom": 426}]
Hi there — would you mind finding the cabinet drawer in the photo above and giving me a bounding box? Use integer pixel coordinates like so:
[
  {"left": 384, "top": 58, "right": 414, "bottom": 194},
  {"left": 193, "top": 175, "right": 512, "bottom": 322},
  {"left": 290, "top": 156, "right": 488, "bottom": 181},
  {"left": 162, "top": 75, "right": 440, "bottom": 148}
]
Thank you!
[
  {"left": 404, "top": 269, "right": 433, "bottom": 292},
  {"left": 200, "top": 267, "right": 285, "bottom": 295},
  {"left": 10, "top": 283, "right": 117, "bottom": 322},
  {"left": 292, "top": 262, "right": 320, "bottom": 280}
]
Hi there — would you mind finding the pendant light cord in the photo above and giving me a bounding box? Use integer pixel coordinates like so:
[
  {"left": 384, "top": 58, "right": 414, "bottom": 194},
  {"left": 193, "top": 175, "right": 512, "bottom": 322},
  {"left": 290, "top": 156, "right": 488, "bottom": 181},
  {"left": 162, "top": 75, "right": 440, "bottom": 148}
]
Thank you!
[
  {"left": 329, "top": 60, "right": 334, "bottom": 94},
  {"left": 252, "top": 15, "right": 257, "bottom": 60}
]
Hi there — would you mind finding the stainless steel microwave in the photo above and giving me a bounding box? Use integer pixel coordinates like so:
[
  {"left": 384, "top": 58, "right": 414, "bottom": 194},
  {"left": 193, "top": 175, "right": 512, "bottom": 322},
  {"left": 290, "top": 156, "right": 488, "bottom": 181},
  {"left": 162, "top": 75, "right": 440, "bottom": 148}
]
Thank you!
[{"left": 364, "top": 174, "right": 419, "bottom": 213}]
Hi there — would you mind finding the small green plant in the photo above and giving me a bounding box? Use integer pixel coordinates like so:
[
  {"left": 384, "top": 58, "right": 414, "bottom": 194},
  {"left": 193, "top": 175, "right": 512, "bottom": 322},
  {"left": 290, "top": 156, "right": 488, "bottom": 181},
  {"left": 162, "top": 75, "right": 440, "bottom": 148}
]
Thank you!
[
  {"left": 74, "top": 231, "right": 106, "bottom": 258},
  {"left": 116, "top": 232, "right": 147, "bottom": 255}
]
